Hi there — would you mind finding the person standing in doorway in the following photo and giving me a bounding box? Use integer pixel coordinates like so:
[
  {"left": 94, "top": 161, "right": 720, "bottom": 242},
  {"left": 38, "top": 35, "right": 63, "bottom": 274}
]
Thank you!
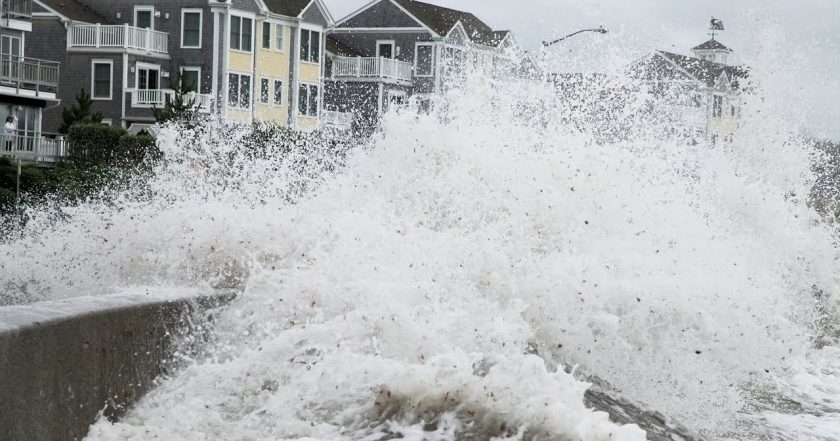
[{"left": 4, "top": 116, "right": 16, "bottom": 152}]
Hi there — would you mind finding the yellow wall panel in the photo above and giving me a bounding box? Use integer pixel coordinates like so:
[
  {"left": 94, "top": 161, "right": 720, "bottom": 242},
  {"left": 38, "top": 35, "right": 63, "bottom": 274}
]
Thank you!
[
  {"left": 227, "top": 108, "right": 251, "bottom": 123},
  {"left": 256, "top": 103, "right": 287, "bottom": 125},
  {"left": 257, "top": 25, "right": 290, "bottom": 78},
  {"left": 299, "top": 62, "right": 320, "bottom": 83},
  {"left": 229, "top": 51, "right": 252, "bottom": 72}
]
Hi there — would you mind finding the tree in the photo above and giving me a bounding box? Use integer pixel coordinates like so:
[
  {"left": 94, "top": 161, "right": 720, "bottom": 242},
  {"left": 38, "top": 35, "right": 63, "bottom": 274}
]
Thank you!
[
  {"left": 153, "top": 72, "right": 202, "bottom": 125},
  {"left": 58, "top": 88, "right": 103, "bottom": 134}
]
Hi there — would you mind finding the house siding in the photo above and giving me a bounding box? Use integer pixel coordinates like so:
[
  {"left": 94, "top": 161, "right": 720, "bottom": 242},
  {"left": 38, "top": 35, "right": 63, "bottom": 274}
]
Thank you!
[
  {"left": 329, "top": 31, "right": 431, "bottom": 63},
  {"left": 255, "top": 22, "right": 290, "bottom": 125},
  {"left": 300, "top": 3, "right": 329, "bottom": 28},
  {"left": 340, "top": 0, "right": 420, "bottom": 28}
]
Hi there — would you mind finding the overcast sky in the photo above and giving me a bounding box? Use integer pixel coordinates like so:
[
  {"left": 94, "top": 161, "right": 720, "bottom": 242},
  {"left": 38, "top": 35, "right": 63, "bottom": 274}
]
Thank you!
[{"left": 324, "top": 0, "right": 840, "bottom": 139}]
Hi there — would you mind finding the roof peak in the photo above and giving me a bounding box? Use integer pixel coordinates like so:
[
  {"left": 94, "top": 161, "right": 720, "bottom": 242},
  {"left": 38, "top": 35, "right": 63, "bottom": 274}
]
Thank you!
[{"left": 692, "top": 38, "right": 733, "bottom": 52}]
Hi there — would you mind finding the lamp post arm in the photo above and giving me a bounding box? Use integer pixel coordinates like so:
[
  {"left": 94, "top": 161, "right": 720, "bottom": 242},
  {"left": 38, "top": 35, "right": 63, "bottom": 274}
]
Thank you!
[{"left": 542, "top": 27, "right": 607, "bottom": 47}]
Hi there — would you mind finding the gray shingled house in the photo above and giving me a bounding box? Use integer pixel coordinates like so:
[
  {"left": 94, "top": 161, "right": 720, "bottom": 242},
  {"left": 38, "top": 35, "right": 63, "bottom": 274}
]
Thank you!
[
  {"left": 628, "top": 37, "right": 749, "bottom": 143},
  {"left": 324, "top": 0, "right": 517, "bottom": 132}
]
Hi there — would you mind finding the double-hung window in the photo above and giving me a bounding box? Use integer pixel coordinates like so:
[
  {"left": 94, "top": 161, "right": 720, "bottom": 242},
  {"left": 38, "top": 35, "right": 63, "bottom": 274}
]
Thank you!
[
  {"left": 91, "top": 60, "right": 112, "bottom": 100},
  {"left": 262, "top": 22, "right": 271, "bottom": 49},
  {"left": 275, "top": 24, "right": 284, "bottom": 51},
  {"left": 299, "top": 29, "right": 320, "bottom": 63},
  {"left": 712, "top": 95, "right": 723, "bottom": 118},
  {"left": 230, "top": 16, "right": 253, "bottom": 52},
  {"left": 273, "top": 80, "right": 283, "bottom": 105},
  {"left": 298, "top": 84, "right": 319, "bottom": 117},
  {"left": 181, "top": 9, "right": 202, "bottom": 48},
  {"left": 181, "top": 67, "right": 200, "bottom": 93},
  {"left": 260, "top": 78, "right": 270, "bottom": 104},
  {"left": 415, "top": 43, "right": 434, "bottom": 77},
  {"left": 228, "top": 73, "right": 251, "bottom": 109}
]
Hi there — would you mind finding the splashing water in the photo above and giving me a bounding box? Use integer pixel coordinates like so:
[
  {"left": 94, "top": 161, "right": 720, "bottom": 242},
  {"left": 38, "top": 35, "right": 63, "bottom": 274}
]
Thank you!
[{"left": 2, "top": 51, "right": 840, "bottom": 440}]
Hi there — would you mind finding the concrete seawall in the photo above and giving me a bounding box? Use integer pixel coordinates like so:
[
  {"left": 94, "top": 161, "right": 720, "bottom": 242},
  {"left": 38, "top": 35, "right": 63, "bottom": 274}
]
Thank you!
[{"left": 0, "top": 289, "right": 234, "bottom": 441}]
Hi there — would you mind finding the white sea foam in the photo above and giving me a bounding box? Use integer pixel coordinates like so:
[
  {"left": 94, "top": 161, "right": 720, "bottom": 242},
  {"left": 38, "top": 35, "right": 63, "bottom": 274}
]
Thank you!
[{"left": 2, "top": 54, "right": 840, "bottom": 439}]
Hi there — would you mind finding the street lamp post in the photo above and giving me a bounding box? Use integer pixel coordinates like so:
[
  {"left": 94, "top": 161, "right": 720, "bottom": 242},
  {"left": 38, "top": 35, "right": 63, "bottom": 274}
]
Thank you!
[{"left": 542, "top": 26, "right": 608, "bottom": 47}]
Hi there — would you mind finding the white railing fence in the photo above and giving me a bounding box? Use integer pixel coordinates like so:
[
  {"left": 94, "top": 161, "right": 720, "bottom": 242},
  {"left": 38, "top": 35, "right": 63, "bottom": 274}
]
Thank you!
[
  {"left": 69, "top": 24, "right": 169, "bottom": 54},
  {"left": 130, "top": 89, "right": 174, "bottom": 108},
  {"left": 321, "top": 110, "right": 354, "bottom": 130},
  {"left": 0, "top": 133, "right": 67, "bottom": 163},
  {"left": 0, "top": 54, "right": 60, "bottom": 93},
  {"left": 332, "top": 57, "right": 413, "bottom": 83},
  {"left": 184, "top": 92, "right": 213, "bottom": 112},
  {"left": 1, "top": 0, "right": 31, "bottom": 19}
]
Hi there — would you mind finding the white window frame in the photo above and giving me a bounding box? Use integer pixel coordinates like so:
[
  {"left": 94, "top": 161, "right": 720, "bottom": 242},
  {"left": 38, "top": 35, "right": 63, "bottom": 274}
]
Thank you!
[
  {"left": 414, "top": 42, "right": 434, "bottom": 77},
  {"left": 273, "top": 78, "right": 283, "bottom": 106},
  {"left": 180, "top": 8, "right": 203, "bottom": 49},
  {"left": 274, "top": 23, "right": 284, "bottom": 52},
  {"left": 259, "top": 76, "right": 270, "bottom": 104},
  {"left": 299, "top": 28, "right": 321, "bottom": 64},
  {"left": 376, "top": 39, "right": 395, "bottom": 59},
  {"left": 229, "top": 14, "right": 254, "bottom": 53},
  {"left": 133, "top": 5, "right": 155, "bottom": 30},
  {"left": 135, "top": 62, "right": 161, "bottom": 90},
  {"left": 90, "top": 59, "right": 113, "bottom": 101},
  {"left": 261, "top": 21, "right": 271, "bottom": 50},
  {"left": 180, "top": 66, "right": 201, "bottom": 93},
  {"left": 298, "top": 82, "right": 319, "bottom": 117},
  {"left": 228, "top": 71, "right": 252, "bottom": 109}
]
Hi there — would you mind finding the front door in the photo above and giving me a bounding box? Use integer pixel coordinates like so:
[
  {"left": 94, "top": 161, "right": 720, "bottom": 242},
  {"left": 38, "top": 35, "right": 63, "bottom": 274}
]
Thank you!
[{"left": 377, "top": 41, "right": 394, "bottom": 59}]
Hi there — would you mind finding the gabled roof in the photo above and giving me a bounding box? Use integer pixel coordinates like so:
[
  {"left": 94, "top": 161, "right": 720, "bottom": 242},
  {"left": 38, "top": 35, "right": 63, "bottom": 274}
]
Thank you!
[
  {"left": 34, "top": 0, "right": 106, "bottom": 23},
  {"left": 692, "top": 39, "right": 732, "bottom": 52},
  {"left": 392, "top": 0, "right": 499, "bottom": 46},
  {"left": 326, "top": 35, "right": 360, "bottom": 57},
  {"left": 491, "top": 30, "right": 511, "bottom": 47},
  {"left": 262, "top": 0, "right": 312, "bottom": 17},
  {"left": 631, "top": 50, "right": 749, "bottom": 89}
]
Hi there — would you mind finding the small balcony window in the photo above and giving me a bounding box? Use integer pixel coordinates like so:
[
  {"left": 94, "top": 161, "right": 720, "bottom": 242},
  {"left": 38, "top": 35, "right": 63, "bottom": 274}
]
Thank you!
[
  {"left": 92, "top": 60, "right": 112, "bottom": 100},
  {"left": 299, "top": 29, "right": 320, "bottom": 63}
]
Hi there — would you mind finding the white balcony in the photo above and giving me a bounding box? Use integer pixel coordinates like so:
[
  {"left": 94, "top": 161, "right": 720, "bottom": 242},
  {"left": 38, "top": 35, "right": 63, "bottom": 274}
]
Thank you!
[
  {"left": 321, "top": 110, "right": 353, "bottom": 130},
  {"left": 130, "top": 88, "right": 174, "bottom": 108},
  {"left": 0, "top": 54, "right": 60, "bottom": 96},
  {"left": 1, "top": 132, "right": 67, "bottom": 164},
  {"left": 1, "top": 0, "right": 31, "bottom": 20},
  {"left": 185, "top": 92, "right": 214, "bottom": 113},
  {"left": 332, "top": 56, "right": 413, "bottom": 85},
  {"left": 68, "top": 24, "right": 168, "bottom": 55}
]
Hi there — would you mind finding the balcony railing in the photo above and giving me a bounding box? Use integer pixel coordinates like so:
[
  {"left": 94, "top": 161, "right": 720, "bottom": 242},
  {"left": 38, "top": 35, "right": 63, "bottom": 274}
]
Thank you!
[
  {"left": 321, "top": 110, "right": 353, "bottom": 130},
  {"left": 1, "top": 0, "right": 31, "bottom": 20},
  {"left": 0, "top": 54, "right": 60, "bottom": 95},
  {"left": 185, "top": 92, "right": 213, "bottom": 113},
  {"left": 129, "top": 88, "right": 174, "bottom": 108},
  {"left": 332, "top": 56, "right": 413, "bottom": 84},
  {"left": 0, "top": 132, "right": 67, "bottom": 164},
  {"left": 69, "top": 24, "right": 168, "bottom": 54}
]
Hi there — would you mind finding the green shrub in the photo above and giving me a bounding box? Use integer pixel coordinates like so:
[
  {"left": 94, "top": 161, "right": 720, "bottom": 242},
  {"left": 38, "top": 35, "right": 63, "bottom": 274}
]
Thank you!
[{"left": 68, "top": 124, "right": 159, "bottom": 167}]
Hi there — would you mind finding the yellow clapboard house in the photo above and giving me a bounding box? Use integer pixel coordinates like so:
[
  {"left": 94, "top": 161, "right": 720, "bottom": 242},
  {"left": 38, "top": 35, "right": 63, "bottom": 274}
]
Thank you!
[{"left": 220, "top": 0, "right": 331, "bottom": 129}]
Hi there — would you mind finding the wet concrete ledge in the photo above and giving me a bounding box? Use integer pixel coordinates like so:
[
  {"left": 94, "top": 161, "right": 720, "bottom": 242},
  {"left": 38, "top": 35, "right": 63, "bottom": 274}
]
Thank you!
[{"left": 0, "top": 289, "right": 234, "bottom": 441}]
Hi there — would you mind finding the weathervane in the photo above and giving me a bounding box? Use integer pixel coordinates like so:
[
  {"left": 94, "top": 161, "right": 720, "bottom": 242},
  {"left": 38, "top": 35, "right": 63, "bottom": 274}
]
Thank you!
[{"left": 709, "top": 17, "right": 724, "bottom": 40}]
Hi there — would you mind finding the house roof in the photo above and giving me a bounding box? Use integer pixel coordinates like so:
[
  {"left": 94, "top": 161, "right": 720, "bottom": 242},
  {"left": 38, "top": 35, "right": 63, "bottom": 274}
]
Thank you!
[
  {"left": 691, "top": 39, "right": 732, "bottom": 52},
  {"left": 492, "top": 30, "right": 511, "bottom": 47},
  {"left": 263, "top": 0, "right": 313, "bottom": 17},
  {"left": 392, "top": 0, "right": 500, "bottom": 46},
  {"left": 35, "top": 0, "right": 106, "bottom": 23},
  {"left": 326, "top": 35, "right": 360, "bottom": 57},
  {"left": 636, "top": 50, "right": 748, "bottom": 88}
]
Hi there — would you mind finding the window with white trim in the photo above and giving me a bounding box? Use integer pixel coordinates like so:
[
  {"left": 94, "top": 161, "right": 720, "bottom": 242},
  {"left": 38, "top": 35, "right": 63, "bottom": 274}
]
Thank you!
[
  {"left": 415, "top": 43, "right": 434, "bottom": 77},
  {"left": 228, "top": 73, "right": 251, "bottom": 109},
  {"left": 273, "top": 80, "right": 283, "bottom": 105},
  {"left": 181, "top": 9, "right": 202, "bottom": 48},
  {"left": 230, "top": 16, "right": 253, "bottom": 52},
  {"left": 260, "top": 78, "right": 270, "bottom": 104},
  {"left": 275, "top": 24, "right": 284, "bottom": 52},
  {"left": 91, "top": 60, "right": 112, "bottom": 100},
  {"left": 262, "top": 22, "right": 271, "bottom": 49},
  {"left": 298, "top": 83, "right": 318, "bottom": 117},
  {"left": 134, "top": 6, "right": 153, "bottom": 30},
  {"left": 712, "top": 95, "right": 723, "bottom": 118},
  {"left": 299, "top": 29, "right": 320, "bottom": 63},
  {"left": 181, "top": 67, "right": 200, "bottom": 93}
]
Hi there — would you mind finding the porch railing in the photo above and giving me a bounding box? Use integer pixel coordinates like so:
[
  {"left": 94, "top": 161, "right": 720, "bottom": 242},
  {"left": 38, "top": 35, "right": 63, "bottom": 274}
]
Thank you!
[
  {"left": 0, "top": 132, "right": 67, "bottom": 163},
  {"left": 1, "top": 0, "right": 31, "bottom": 20},
  {"left": 69, "top": 24, "right": 169, "bottom": 54},
  {"left": 321, "top": 110, "right": 353, "bottom": 130},
  {"left": 130, "top": 89, "right": 174, "bottom": 108},
  {"left": 185, "top": 92, "right": 213, "bottom": 113},
  {"left": 332, "top": 56, "right": 413, "bottom": 84},
  {"left": 0, "top": 54, "right": 60, "bottom": 94}
]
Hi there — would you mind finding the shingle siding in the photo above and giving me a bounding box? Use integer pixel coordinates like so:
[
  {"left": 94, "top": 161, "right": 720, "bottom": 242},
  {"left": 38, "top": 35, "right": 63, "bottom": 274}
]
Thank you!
[
  {"left": 340, "top": 0, "right": 420, "bottom": 28},
  {"left": 300, "top": 3, "right": 328, "bottom": 28},
  {"left": 329, "top": 32, "right": 431, "bottom": 63}
]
